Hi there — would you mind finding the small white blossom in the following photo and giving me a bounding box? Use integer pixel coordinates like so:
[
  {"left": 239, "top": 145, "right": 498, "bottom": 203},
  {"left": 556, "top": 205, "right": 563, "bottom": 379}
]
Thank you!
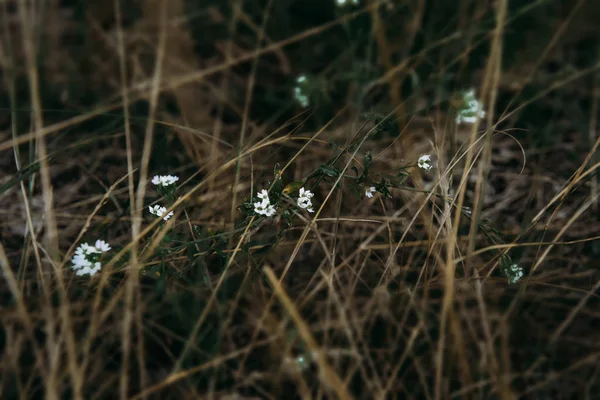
[
  {"left": 76, "top": 243, "right": 97, "bottom": 255},
  {"left": 254, "top": 198, "right": 276, "bottom": 217},
  {"left": 298, "top": 199, "right": 311, "bottom": 209},
  {"left": 294, "top": 89, "right": 309, "bottom": 107},
  {"left": 76, "top": 262, "right": 102, "bottom": 277},
  {"left": 254, "top": 199, "right": 268, "bottom": 215},
  {"left": 297, "top": 187, "right": 315, "bottom": 213},
  {"left": 253, "top": 188, "right": 277, "bottom": 217},
  {"left": 149, "top": 205, "right": 174, "bottom": 221},
  {"left": 94, "top": 240, "right": 111, "bottom": 252},
  {"left": 71, "top": 242, "right": 110, "bottom": 277},
  {"left": 294, "top": 75, "right": 310, "bottom": 107},
  {"left": 72, "top": 253, "right": 91, "bottom": 269},
  {"left": 505, "top": 263, "right": 524, "bottom": 284},
  {"left": 299, "top": 187, "right": 314, "bottom": 199},
  {"left": 151, "top": 175, "right": 179, "bottom": 187},
  {"left": 257, "top": 189, "right": 269, "bottom": 201},
  {"left": 456, "top": 89, "right": 485, "bottom": 125},
  {"left": 264, "top": 204, "right": 277, "bottom": 217},
  {"left": 365, "top": 186, "right": 376, "bottom": 198},
  {"left": 418, "top": 154, "right": 433, "bottom": 171},
  {"left": 336, "top": 0, "right": 359, "bottom": 5}
]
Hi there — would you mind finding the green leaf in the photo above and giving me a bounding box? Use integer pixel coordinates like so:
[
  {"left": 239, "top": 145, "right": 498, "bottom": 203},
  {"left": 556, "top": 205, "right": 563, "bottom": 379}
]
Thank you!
[
  {"left": 283, "top": 180, "right": 304, "bottom": 195},
  {"left": 0, "top": 160, "right": 42, "bottom": 195},
  {"left": 319, "top": 164, "right": 341, "bottom": 178}
]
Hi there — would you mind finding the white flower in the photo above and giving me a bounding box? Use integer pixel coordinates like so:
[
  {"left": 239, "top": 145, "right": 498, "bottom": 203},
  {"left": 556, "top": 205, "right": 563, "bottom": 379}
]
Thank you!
[
  {"left": 72, "top": 242, "right": 110, "bottom": 277},
  {"left": 455, "top": 89, "right": 486, "bottom": 125},
  {"left": 94, "top": 240, "right": 111, "bottom": 252},
  {"left": 294, "top": 90, "right": 309, "bottom": 107},
  {"left": 254, "top": 198, "right": 276, "bottom": 217},
  {"left": 151, "top": 175, "right": 179, "bottom": 187},
  {"left": 79, "top": 243, "right": 92, "bottom": 252},
  {"left": 458, "top": 115, "right": 478, "bottom": 124},
  {"left": 72, "top": 253, "right": 92, "bottom": 269},
  {"left": 264, "top": 203, "right": 277, "bottom": 217},
  {"left": 294, "top": 75, "right": 310, "bottom": 107},
  {"left": 336, "top": 0, "right": 359, "bottom": 5},
  {"left": 148, "top": 204, "right": 174, "bottom": 221},
  {"left": 297, "top": 187, "right": 315, "bottom": 213},
  {"left": 257, "top": 189, "right": 269, "bottom": 201},
  {"left": 76, "top": 262, "right": 102, "bottom": 277},
  {"left": 365, "top": 186, "right": 376, "bottom": 198},
  {"left": 298, "top": 198, "right": 309, "bottom": 208},
  {"left": 253, "top": 199, "right": 268, "bottom": 214},
  {"left": 299, "top": 187, "right": 314, "bottom": 200},
  {"left": 418, "top": 154, "right": 433, "bottom": 171},
  {"left": 90, "top": 262, "right": 102, "bottom": 276},
  {"left": 252, "top": 188, "right": 279, "bottom": 217},
  {"left": 76, "top": 242, "right": 98, "bottom": 255},
  {"left": 506, "top": 263, "right": 524, "bottom": 284}
]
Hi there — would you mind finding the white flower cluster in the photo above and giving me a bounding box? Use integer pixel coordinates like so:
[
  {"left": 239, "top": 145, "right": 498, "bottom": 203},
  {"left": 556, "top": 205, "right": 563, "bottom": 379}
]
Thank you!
[
  {"left": 365, "top": 186, "right": 376, "bottom": 198},
  {"left": 151, "top": 175, "right": 179, "bottom": 187},
  {"left": 336, "top": 0, "right": 359, "bottom": 5},
  {"left": 294, "top": 75, "right": 310, "bottom": 108},
  {"left": 254, "top": 189, "right": 276, "bottom": 217},
  {"left": 418, "top": 154, "right": 433, "bottom": 171},
  {"left": 71, "top": 240, "right": 111, "bottom": 277},
  {"left": 297, "top": 187, "right": 315, "bottom": 213},
  {"left": 456, "top": 89, "right": 485, "bottom": 124},
  {"left": 505, "top": 263, "right": 524, "bottom": 284},
  {"left": 149, "top": 204, "right": 174, "bottom": 221}
]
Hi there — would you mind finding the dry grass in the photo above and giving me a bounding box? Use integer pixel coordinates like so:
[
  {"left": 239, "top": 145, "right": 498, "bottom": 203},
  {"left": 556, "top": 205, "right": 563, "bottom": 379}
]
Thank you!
[{"left": 1, "top": 0, "right": 600, "bottom": 398}]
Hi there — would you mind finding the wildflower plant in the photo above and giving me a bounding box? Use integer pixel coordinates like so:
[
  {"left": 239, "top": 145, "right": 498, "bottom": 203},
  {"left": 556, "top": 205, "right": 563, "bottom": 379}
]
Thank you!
[
  {"left": 71, "top": 240, "right": 111, "bottom": 277},
  {"left": 461, "top": 207, "right": 524, "bottom": 285},
  {"left": 152, "top": 174, "right": 179, "bottom": 202},
  {"left": 232, "top": 127, "right": 516, "bottom": 292},
  {"left": 138, "top": 174, "right": 183, "bottom": 283},
  {"left": 148, "top": 174, "right": 179, "bottom": 222}
]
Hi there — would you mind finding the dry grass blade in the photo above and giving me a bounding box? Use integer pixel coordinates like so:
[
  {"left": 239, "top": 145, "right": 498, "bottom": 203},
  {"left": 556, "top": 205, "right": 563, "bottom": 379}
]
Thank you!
[{"left": 263, "top": 266, "right": 353, "bottom": 400}]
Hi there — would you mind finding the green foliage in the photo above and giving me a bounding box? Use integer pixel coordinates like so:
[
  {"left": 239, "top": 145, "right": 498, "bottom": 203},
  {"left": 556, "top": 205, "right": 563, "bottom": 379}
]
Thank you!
[{"left": 0, "top": 158, "right": 45, "bottom": 195}]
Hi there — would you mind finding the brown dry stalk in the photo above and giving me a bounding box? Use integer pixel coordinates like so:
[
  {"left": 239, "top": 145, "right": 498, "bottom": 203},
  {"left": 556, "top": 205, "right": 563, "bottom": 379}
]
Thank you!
[{"left": 263, "top": 266, "right": 353, "bottom": 400}]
